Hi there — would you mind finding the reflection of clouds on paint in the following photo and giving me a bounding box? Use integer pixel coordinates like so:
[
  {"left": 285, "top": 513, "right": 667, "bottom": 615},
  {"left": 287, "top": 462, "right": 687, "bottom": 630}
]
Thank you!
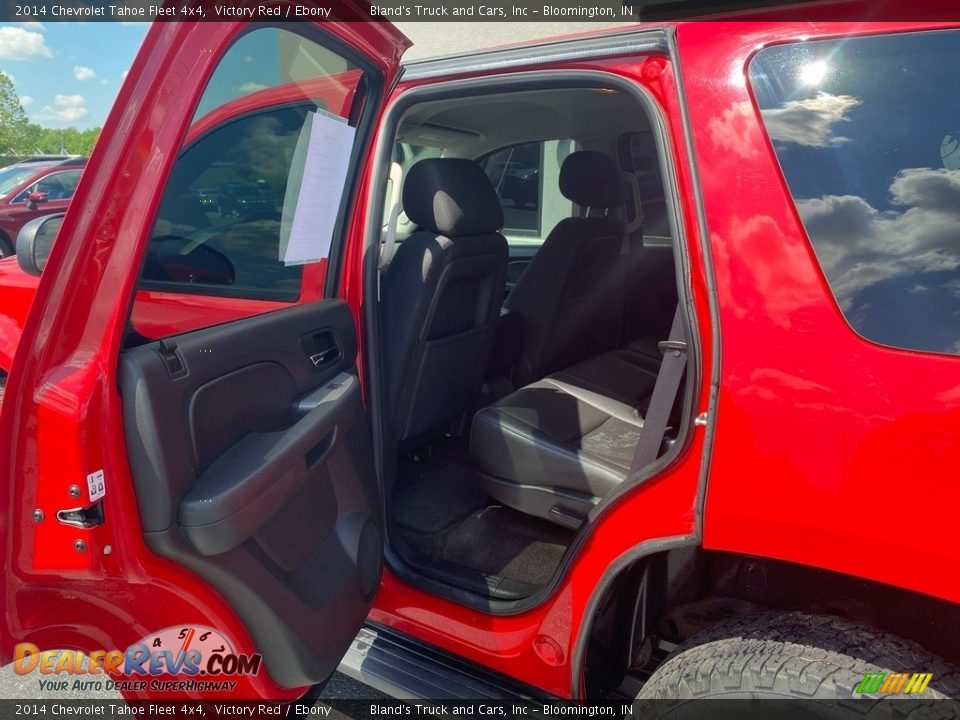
[
  {"left": 711, "top": 214, "right": 821, "bottom": 329},
  {"left": 708, "top": 101, "right": 760, "bottom": 158},
  {"left": 761, "top": 93, "right": 860, "bottom": 148},
  {"left": 796, "top": 167, "right": 960, "bottom": 309}
]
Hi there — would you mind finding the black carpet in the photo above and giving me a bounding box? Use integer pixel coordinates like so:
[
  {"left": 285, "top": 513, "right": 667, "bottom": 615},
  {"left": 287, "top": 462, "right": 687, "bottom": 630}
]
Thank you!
[
  {"left": 392, "top": 440, "right": 573, "bottom": 594},
  {"left": 394, "top": 462, "right": 487, "bottom": 533},
  {"left": 437, "top": 505, "right": 573, "bottom": 587}
]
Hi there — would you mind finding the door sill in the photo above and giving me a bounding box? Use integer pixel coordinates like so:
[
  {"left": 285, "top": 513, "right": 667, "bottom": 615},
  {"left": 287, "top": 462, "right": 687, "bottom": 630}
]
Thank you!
[{"left": 337, "top": 624, "right": 546, "bottom": 701}]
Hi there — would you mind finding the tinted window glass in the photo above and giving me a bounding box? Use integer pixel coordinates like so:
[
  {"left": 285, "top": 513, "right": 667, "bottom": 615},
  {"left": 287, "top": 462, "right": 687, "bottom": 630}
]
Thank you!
[
  {"left": 618, "top": 131, "right": 672, "bottom": 244},
  {"left": 750, "top": 30, "right": 960, "bottom": 355},
  {"left": 141, "top": 27, "right": 364, "bottom": 304},
  {"left": 477, "top": 139, "right": 575, "bottom": 241}
]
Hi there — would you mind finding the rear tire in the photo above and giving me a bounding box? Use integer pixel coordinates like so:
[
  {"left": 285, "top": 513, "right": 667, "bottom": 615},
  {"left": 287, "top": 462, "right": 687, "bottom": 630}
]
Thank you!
[{"left": 637, "top": 611, "right": 960, "bottom": 706}]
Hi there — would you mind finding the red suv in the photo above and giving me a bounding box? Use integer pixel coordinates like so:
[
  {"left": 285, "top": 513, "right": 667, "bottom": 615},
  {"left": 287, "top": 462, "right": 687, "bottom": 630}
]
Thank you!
[
  {"left": 0, "top": 157, "right": 86, "bottom": 258},
  {"left": 3, "top": 8, "right": 960, "bottom": 710}
]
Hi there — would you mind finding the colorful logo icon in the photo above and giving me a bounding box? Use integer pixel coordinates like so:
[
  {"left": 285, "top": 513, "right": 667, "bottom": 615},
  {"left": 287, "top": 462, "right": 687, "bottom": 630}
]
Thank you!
[
  {"left": 855, "top": 672, "right": 933, "bottom": 695},
  {"left": 13, "top": 625, "right": 262, "bottom": 693}
]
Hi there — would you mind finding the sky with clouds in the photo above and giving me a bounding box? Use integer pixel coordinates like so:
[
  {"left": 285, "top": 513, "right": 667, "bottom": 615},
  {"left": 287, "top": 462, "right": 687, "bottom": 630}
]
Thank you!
[{"left": 0, "top": 22, "right": 148, "bottom": 129}]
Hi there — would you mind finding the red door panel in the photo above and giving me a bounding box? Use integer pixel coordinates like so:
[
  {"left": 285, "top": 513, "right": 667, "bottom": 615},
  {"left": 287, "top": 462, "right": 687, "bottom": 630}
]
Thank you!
[{"left": 1, "top": 14, "right": 408, "bottom": 700}]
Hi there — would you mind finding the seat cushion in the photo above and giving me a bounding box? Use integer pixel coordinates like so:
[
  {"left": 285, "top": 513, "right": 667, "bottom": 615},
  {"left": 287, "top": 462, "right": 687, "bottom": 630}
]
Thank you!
[{"left": 470, "top": 347, "right": 659, "bottom": 525}]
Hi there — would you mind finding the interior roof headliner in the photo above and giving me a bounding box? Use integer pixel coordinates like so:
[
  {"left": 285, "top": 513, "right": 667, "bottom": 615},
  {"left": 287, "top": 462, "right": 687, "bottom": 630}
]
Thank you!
[{"left": 397, "top": 86, "right": 651, "bottom": 157}]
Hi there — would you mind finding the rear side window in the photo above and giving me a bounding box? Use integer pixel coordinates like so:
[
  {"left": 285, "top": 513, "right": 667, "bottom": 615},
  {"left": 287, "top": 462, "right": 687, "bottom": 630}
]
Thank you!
[
  {"left": 140, "top": 27, "right": 366, "bottom": 304},
  {"left": 477, "top": 139, "right": 576, "bottom": 243},
  {"left": 750, "top": 29, "right": 960, "bottom": 355}
]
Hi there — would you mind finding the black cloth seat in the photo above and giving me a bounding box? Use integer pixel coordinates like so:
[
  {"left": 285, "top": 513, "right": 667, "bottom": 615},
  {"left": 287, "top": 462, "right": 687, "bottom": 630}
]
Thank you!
[
  {"left": 502, "top": 150, "right": 629, "bottom": 386},
  {"left": 470, "top": 345, "right": 662, "bottom": 527},
  {"left": 381, "top": 158, "right": 508, "bottom": 443}
]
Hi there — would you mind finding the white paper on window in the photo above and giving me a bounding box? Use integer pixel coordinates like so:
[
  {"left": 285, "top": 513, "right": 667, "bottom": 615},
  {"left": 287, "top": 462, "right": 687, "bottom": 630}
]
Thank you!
[{"left": 279, "top": 109, "right": 356, "bottom": 266}]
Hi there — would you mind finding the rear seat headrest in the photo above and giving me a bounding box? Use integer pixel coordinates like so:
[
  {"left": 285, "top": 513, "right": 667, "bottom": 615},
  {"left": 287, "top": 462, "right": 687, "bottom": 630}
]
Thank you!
[
  {"left": 559, "top": 151, "right": 626, "bottom": 209},
  {"left": 403, "top": 158, "right": 504, "bottom": 237}
]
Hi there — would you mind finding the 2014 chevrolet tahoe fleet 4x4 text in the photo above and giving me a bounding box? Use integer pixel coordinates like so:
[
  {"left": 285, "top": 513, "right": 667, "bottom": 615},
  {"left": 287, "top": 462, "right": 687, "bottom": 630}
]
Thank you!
[{"left": 3, "top": 4, "right": 960, "bottom": 709}]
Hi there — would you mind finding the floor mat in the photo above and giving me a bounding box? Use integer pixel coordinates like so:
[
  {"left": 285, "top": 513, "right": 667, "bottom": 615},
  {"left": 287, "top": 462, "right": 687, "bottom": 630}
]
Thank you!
[
  {"left": 437, "top": 505, "right": 573, "bottom": 587},
  {"left": 391, "top": 441, "right": 573, "bottom": 592},
  {"left": 393, "top": 463, "right": 487, "bottom": 534}
]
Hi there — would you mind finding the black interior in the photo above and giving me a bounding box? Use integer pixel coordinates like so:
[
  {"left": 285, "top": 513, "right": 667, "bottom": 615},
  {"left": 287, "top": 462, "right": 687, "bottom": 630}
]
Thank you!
[
  {"left": 119, "top": 301, "right": 382, "bottom": 688},
  {"left": 380, "top": 159, "right": 509, "bottom": 445},
  {"left": 380, "top": 125, "right": 682, "bottom": 600},
  {"left": 391, "top": 437, "right": 574, "bottom": 599}
]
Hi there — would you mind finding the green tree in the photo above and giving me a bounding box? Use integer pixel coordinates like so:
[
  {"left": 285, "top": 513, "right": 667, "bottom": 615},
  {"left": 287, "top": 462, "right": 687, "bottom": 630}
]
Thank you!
[
  {"left": 0, "top": 73, "right": 29, "bottom": 158},
  {"left": 0, "top": 73, "right": 102, "bottom": 160}
]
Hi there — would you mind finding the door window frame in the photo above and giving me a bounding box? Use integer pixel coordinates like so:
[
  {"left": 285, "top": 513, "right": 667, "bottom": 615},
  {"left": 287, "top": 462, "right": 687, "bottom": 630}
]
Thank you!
[
  {"left": 362, "top": 68, "right": 698, "bottom": 617},
  {"left": 131, "top": 23, "right": 384, "bottom": 314}
]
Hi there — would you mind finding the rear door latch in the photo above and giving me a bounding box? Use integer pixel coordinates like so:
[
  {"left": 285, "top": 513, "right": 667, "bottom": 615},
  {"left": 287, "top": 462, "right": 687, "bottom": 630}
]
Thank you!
[{"left": 56, "top": 501, "right": 104, "bottom": 529}]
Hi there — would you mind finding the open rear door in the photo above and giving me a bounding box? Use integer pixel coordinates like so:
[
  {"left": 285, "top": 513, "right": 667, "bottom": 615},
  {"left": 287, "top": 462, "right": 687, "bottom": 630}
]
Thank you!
[{"left": 1, "top": 14, "right": 409, "bottom": 698}]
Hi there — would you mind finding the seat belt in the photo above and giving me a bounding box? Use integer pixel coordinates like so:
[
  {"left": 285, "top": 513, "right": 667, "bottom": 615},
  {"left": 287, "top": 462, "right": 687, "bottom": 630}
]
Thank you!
[{"left": 630, "top": 305, "right": 687, "bottom": 470}]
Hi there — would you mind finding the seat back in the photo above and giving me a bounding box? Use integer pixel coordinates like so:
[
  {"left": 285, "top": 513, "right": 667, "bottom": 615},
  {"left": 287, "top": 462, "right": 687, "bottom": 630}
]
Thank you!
[
  {"left": 380, "top": 158, "right": 508, "bottom": 442},
  {"left": 504, "top": 151, "right": 629, "bottom": 384}
]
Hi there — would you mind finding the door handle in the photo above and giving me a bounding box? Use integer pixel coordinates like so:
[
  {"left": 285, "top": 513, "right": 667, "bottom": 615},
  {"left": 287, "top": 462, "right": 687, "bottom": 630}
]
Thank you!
[
  {"left": 56, "top": 501, "right": 104, "bottom": 529},
  {"left": 301, "top": 329, "right": 341, "bottom": 371},
  {"left": 309, "top": 347, "right": 337, "bottom": 368}
]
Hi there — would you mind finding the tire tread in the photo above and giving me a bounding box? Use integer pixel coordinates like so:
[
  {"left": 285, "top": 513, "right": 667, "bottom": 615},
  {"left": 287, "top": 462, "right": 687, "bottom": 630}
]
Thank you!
[{"left": 638, "top": 611, "right": 960, "bottom": 705}]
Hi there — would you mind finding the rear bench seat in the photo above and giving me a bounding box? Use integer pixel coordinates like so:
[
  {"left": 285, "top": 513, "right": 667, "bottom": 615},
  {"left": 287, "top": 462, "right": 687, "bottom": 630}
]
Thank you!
[{"left": 470, "top": 341, "right": 668, "bottom": 529}]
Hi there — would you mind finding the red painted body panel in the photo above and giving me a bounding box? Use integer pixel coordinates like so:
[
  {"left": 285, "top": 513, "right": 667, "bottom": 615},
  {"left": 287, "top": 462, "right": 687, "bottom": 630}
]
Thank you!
[
  {"left": 0, "top": 247, "right": 327, "bottom": 370},
  {"left": 0, "top": 258, "right": 37, "bottom": 371},
  {"left": 0, "top": 17, "right": 406, "bottom": 699},
  {"left": 679, "top": 20, "right": 960, "bottom": 603},
  {"left": 0, "top": 260, "right": 328, "bottom": 369},
  {"left": 4, "top": 7, "right": 959, "bottom": 706}
]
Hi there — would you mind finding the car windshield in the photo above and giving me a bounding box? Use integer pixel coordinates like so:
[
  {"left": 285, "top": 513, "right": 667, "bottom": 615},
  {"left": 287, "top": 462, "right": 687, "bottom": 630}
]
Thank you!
[{"left": 0, "top": 165, "right": 48, "bottom": 198}]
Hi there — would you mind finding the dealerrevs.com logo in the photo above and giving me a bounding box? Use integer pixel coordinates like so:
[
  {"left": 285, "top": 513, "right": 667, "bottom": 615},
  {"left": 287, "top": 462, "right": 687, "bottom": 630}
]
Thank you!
[{"left": 13, "top": 626, "right": 262, "bottom": 693}]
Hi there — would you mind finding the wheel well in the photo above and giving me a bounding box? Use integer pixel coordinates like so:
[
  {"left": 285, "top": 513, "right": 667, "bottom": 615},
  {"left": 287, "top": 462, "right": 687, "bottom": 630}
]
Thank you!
[{"left": 582, "top": 548, "right": 960, "bottom": 697}]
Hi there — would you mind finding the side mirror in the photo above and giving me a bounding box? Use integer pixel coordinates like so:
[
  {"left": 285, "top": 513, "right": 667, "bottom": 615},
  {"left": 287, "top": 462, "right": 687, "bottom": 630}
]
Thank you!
[
  {"left": 16, "top": 213, "right": 64, "bottom": 276},
  {"left": 26, "top": 191, "right": 48, "bottom": 211}
]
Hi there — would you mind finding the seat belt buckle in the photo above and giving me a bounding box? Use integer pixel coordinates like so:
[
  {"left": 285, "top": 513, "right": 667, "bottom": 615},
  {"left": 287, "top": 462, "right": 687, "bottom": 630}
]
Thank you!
[{"left": 659, "top": 340, "right": 687, "bottom": 358}]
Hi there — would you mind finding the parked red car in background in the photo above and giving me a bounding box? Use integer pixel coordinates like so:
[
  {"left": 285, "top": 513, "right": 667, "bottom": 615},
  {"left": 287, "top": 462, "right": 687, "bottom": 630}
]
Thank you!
[
  {"left": 0, "top": 157, "right": 86, "bottom": 258},
  {"left": 3, "top": 4, "right": 960, "bottom": 710}
]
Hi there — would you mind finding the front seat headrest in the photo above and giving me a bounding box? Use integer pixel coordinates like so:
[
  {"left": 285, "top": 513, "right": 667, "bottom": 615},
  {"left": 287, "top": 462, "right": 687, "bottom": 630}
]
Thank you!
[
  {"left": 559, "top": 151, "right": 626, "bottom": 209},
  {"left": 403, "top": 158, "right": 504, "bottom": 237}
]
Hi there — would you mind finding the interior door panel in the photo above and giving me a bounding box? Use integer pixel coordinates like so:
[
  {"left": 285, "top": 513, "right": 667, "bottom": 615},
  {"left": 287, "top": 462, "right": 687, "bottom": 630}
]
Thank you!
[{"left": 118, "top": 300, "right": 381, "bottom": 688}]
